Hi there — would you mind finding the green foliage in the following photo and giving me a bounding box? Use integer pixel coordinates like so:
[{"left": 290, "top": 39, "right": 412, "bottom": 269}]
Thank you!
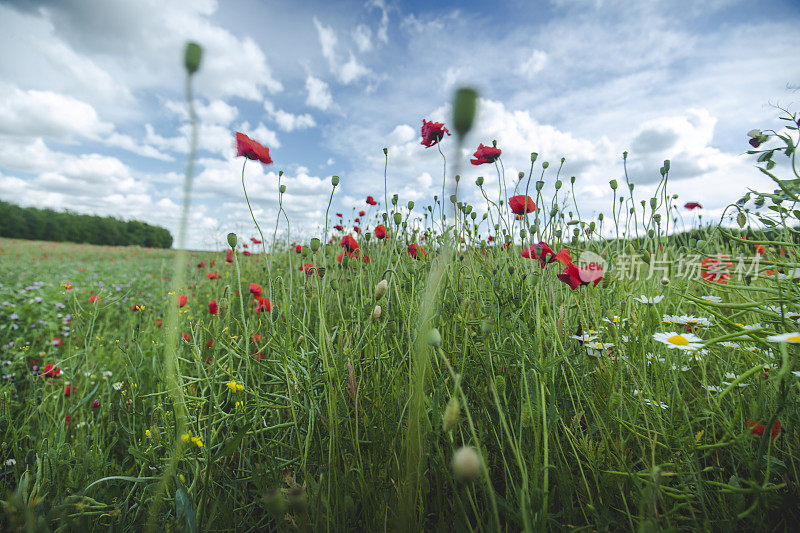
[{"left": 0, "top": 201, "right": 173, "bottom": 248}]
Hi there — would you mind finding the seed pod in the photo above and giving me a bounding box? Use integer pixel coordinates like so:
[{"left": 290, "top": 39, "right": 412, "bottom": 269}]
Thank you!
[
  {"left": 310, "top": 238, "right": 321, "bottom": 252},
  {"left": 393, "top": 212, "right": 402, "bottom": 225},
  {"left": 227, "top": 232, "right": 237, "bottom": 248},
  {"left": 452, "top": 87, "right": 478, "bottom": 137},
  {"left": 375, "top": 279, "right": 388, "bottom": 300},
  {"left": 442, "top": 397, "right": 460, "bottom": 432},
  {"left": 451, "top": 446, "right": 481, "bottom": 482},
  {"left": 425, "top": 328, "right": 442, "bottom": 347},
  {"left": 371, "top": 305, "right": 382, "bottom": 321},
  {"left": 331, "top": 175, "right": 340, "bottom": 186},
  {"left": 184, "top": 42, "right": 203, "bottom": 74}
]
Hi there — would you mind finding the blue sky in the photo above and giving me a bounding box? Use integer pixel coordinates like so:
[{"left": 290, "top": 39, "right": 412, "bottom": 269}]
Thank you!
[{"left": 0, "top": 0, "right": 798, "bottom": 250}]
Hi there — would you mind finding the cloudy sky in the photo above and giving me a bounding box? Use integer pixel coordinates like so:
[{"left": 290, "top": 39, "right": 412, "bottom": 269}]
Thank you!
[{"left": 1, "top": 0, "right": 798, "bottom": 250}]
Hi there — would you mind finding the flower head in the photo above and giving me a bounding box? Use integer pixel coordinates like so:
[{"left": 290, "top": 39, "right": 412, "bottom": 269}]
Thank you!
[
  {"left": 684, "top": 202, "right": 703, "bottom": 210},
  {"left": 653, "top": 331, "right": 704, "bottom": 351},
  {"left": 521, "top": 242, "right": 571, "bottom": 268},
  {"left": 508, "top": 195, "right": 536, "bottom": 215},
  {"left": 253, "top": 296, "right": 271, "bottom": 313},
  {"left": 366, "top": 196, "right": 378, "bottom": 206},
  {"left": 557, "top": 262, "right": 603, "bottom": 289},
  {"left": 235, "top": 132, "right": 272, "bottom": 165},
  {"left": 340, "top": 235, "right": 359, "bottom": 253},
  {"left": 420, "top": 119, "right": 451, "bottom": 148},
  {"left": 249, "top": 283, "right": 263, "bottom": 298},
  {"left": 766, "top": 332, "right": 800, "bottom": 344},
  {"left": 407, "top": 243, "right": 424, "bottom": 259},
  {"left": 470, "top": 143, "right": 502, "bottom": 165},
  {"left": 208, "top": 300, "right": 218, "bottom": 315},
  {"left": 374, "top": 224, "right": 386, "bottom": 240}
]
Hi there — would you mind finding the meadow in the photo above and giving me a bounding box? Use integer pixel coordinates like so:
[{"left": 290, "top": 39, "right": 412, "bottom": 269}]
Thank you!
[{"left": 2, "top": 46, "right": 800, "bottom": 532}]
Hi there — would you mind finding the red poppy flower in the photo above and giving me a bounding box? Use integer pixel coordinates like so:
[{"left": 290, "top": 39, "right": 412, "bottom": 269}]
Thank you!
[
  {"left": 206, "top": 338, "right": 215, "bottom": 348},
  {"left": 52, "top": 337, "right": 62, "bottom": 346},
  {"left": 557, "top": 262, "right": 603, "bottom": 290},
  {"left": 225, "top": 255, "right": 233, "bottom": 263},
  {"left": 521, "top": 242, "right": 571, "bottom": 268},
  {"left": 337, "top": 250, "right": 368, "bottom": 265},
  {"left": 196, "top": 262, "right": 205, "bottom": 268},
  {"left": 254, "top": 296, "right": 272, "bottom": 313},
  {"left": 252, "top": 333, "right": 263, "bottom": 344},
  {"left": 684, "top": 202, "right": 703, "bottom": 210},
  {"left": 509, "top": 195, "right": 536, "bottom": 215},
  {"left": 420, "top": 119, "right": 451, "bottom": 148},
  {"left": 43, "top": 364, "right": 61, "bottom": 378},
  {"left": 754, "top": 245, "right": 765, "bottom": 255},
  {"left": 65, "top": 414, "right": 71, "bottom": 426},
  {"left": 64, "top": 383, "right": 74, "bottom": 396},
  {"left": 746, "top": 420, "right": 781, "bottom": 439},
  {"left": 295, "top": 244, "right": 302, "bottom": 253},
  {"left": 89, "top": 295, "right": 99, "bottom": 303},
  {"left": 155, "top": 319, "right": 163, "bottom": 328},
  {"left": 206, "top": 272, "right": 221, "bottom": 279},
  {"left": 353, "top": 226, "right": 361, "bottom": 234},
  {"left": 182, "top": 333, "right": 190, "bottom": 342},
  {"left": 235, "top": 132, "right": 273, "bottom": 165},
  {"left": 366, "top": 196, "right": 377, "bottom": 206},
  {"left": 175, "top": 294, "right": 188, "bottom": 307},
  {"left": 250, "top": 237, "right": 262, "bottom": 244},
  {"left": 242, "top": 250, "right": 251, "bottom": 256},
  {"left": 701, "top": 256, "right": 733, "bottom": 284},
  {"left": 300, "top": 263, "right": 316, "bottom": 274},
  {"left": 336, "top": 213, "right": 343, "bottom": 218},
  {"left": 92, "top": 400, "right": 100, "bottom": 408},
  {"left": 341, "top": 235, "right": 359, "bottom": 252},
  {"left": 407, "top": 243, "right": 424, "bottom": 259},
  {"left": 354, "top": 218, "right": 360, "bottom": 223},
  {"left": 333, "top": 224, "right": 344, "bottom": 231},
  {"left": 374, "top": 224, "right": 386, "bottom": 239},
  {"left": 470, "top": 143, "right": 502, "bottom": 165},
  {"left": 359, "top": 210, "right": 365, "bottom": 217},
  {"left": 249, "top": 283, "right": 263, "bottom": 298},
  {"left": 208, "top": 300, "right": 218, "bottom": 315}
]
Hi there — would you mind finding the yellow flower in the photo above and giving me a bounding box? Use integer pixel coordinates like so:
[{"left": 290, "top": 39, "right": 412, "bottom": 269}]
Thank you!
[
  {"left": 145, "top": 429, "right": 151, "bottom": 438},
  {"left": 191, "top": 436, "right": 203, "bottom": 448},
  {"left": 235, "top": 401, "right": 244, "bottom": 410},
  {"left": 181, "top": 433, "right": 191, "bottom": 443},
  {"left": 227, "top": 380, "right": 244, "bottom": 393}
]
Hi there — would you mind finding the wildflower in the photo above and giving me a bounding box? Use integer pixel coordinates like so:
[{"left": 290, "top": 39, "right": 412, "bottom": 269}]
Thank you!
[
  {"left": 353, "top": 226, "right": 362, "bottom": 234},
  {"left": 375, "top": 279, "right": 388, "bottom": 300},
  {"left": 242, "top": 250, "right": 251, "bottom": 256},
  {"left": 366, "top": 196, "right": 377, "bottom": 206},
  {"left": 206, "top": 272, "right": 221, "bottom": 279},
  {"left": 132, "top": 304, "right": 145, "bottom": 312},
  {"left": 43, "top": 364, "right": 61, "bottom": 378},
  {"left": 52, "top": 337, "right": 62, "bottom": 346},
  {"left": 340, "top": 235, "right": 359, "bottom": 252},
  {"left": 112, "top": 381, "right": 123, "bottom": 391},
  {"left": 641, "top": 398, "right": 669, "bottom": 409},
  {"left": 196, "top": 262, "right": 205, "bottom": 268},
  {"left": 206, "top": 338, "right": 215, "bottom": 348},
  {"left": 701, "top": 256, "right": 733, "bottom": 284},
  {"left": 89, "top": 295, "right": 100, "bottom": 303},
  {"left": 557, "top": 262, "right": 603, "bottom": 289},
  {"left": 175, "top": 294, "right": 188, "bottom": 308},
  {"left": 746, "top": 420, "right": 781, "bottom": 439},
  {"left": 64, "top": 382, "right": 74, "bottom": 396},
  {"left": 191, "top": 436, "right": 203, "bottom": 448},
  {"left": 235, "top": 132, "right": 272, "bottom": 165},
  {"left": 633, "top": 295, "right": 664, "bottom": 304},
  {"left": 653, "top": 331, "right": 704, "bottom": 351},
  {"left": 65, "top": 414, "right": 71, "bottom": 426},
  {"left": 508, "top": 195, "right": 536, "bottom": 215},
  {"left": 295, "top": 244, "right": 302, "bottom": 253},
  {"left": 300, "top": 263, "right": 316, "bottom": 274},
  {"left": 684, "top": 202, "right": 702, "bottom": 210},
  {"left": 374, "top": 224, "right": 386, "bottom": 239},
  {"left": 521, "top": 242, "right": 571, "bottom": 267},
  {"left": 701, "top": 295, "right": 722, "bottom": 303},
  {"left": 226, "top": 380, "right": 244, "bottom": 393},
  {"left": 62, "top": 282, "right": 73, "bottom": 290},
  {"left": 420, "top": 119, "right": 451, "bottom": 147},
  {"left": 451, "top": 446, "right": 481, "bottom": 482},
  {"left": 145, "top": 429, "right": 151, "bottom": 438},
  {"left": 254, "top": 296, "right": 272, "bottom": 313},
  {"left": 252, "top": 334, "right": 263, "bottom": 343},
  {"left": 235, "top": 400, "right": 244, "bottom": 410},
  {"left": 181, "top": 433, "right": 191, "bottom": 443},
  {"left": 249, "top": 283, "right": 263, "bottom": 298},
  {"left": 336, "top": 213, "right": 343, "bottom": 218},
  {"left": 359, "top": 210, "right": 365, "bottom": 217},
  {"left": 4, "top": 459, "right": 16, "bottom": 466},
  {"left": 766, "top": 332, "right": 800, "bottom": 344},
  {"left": 333, "top": 224, "right": 344, "bottom": 231},
  {"left": 705, "top": 385, "right": 721, "bottom": 392},
  {"left": 251, "top": 238, "right": 262, "bottom": 244},
  {"left": 470, "top": 143, "right": 502, "bottom": 165},
  {"left": 92, "top": 400, "right": 100, "bottom": 408},
  {"left": 182, "top": 333, "right": 190, "bottom": 342},
  {"left": 208, "top": 300, "right": 218, "bottom": 315},
  {"left": 407, "top": 243, "right": 424, "bottom": 259}
]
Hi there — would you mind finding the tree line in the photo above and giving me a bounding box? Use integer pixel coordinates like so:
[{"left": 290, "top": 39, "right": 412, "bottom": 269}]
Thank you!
[{"left": 0, "top": 201, "right": 173, "bottom": 248}]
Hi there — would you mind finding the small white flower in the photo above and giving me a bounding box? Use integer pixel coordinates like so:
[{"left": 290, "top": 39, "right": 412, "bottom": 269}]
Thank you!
[
  {"left": 662, "top": 315, "right": 712, "bottom": 327},
  {"left": 653, "top": 332, "right": 704, "bottom": 351},
  {"left": 642, "top": 398, "right": 669, "bottom": 409},
  {"left": 103, "top": 371, "right": 113, "bottom": 377},
  {"left": 742, "top": 323, "right": 762, "bottom": 330},
  {"left": 686, "top": 349, "right": 707, "bottom": 362},
  {"left": 603, "top": 316, "right": 628, "bottom": 325},
  {"left": 719, "top": 341, "right": 740, "bottom": 348},
  {"left": 792, "top": 371, "right": 800, "bottom": 378},
  {"left": 671, "top": 363, "right": 691, "bottom": 372},
  {"left": 705, "top": 385, "right": 720, "bottom": 392},
  {"left": 112, "top": 381, "right": 123, "bottom": 391},
  {"left": 645, "top": 353, "right": 665, "bottom": 363},
  {"left": 570, "top": 334, "right": 598, "bottom": 342},
  {"left": 633, "top": 295, "right": 664, "bottom": 304},
  {"left": 766, "top": 332, "right": 800, "bottom": 344},
  {"left": 4, "top": 459, "right": 16, "bottom": 466},
  {"left": 701, "top": 295, "right": 723, "bottom": 303}
]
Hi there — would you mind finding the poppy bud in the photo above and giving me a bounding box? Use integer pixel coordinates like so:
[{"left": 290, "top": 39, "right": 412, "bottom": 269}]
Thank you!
[
  {"left": 310, "top": 238, "right": 320, "bottom": 252},
  {"left": 392, "top": 194, "right": 398, "bottom": 205},
  {"left": 737, "top": 212, "right": 746, "bottom": 228},
  {"left": 451, "top": 446, "right": 481, "bottom": 482},
  {"left": 628, "top": 183, "right": 634, "bottom": 191},
  {"left": 520, "top": 229, "right": 527, "bottom": 239},
  {"left": 653, "top": 214, "right": 661, "bottom": 223},
  {"left": 227, "top": 233, "right": 237, "bottom": 248},
  {"left": 650, "top": 197, "right": 657, "bottom": 209},
  {"left": 371, "top": 305, "right": 382, "bottom": 321},
  {"left": 542, "top": 161, "right": 549, "bottom": 169},
  {"left": 449, "top": 194, "right": 457, "bottom": 204},
  {"left": 184, "top": 42, "right": 203, "bottom": 75},
  {"left": 408, "top": 201, "right": 415, "bottom": 210},
  {"left": 518, "top": 171, "right": 525, "bottom": 180},
  {"left": 471, "top": 212, "right": 477, "bottom": 220},
  {"left": 375, "top": 279, "right": 388, "bottom": 300},
  {"left": 393, "top": 212, "right": 402, "bottom": 225},
  {"left": 455, "top": 174, "right": 461, "bottom": 183},
  {"left": 383, "top": 147, "right": 388, "bottom": 155},
  {"left": 442, "top": 397, "right": 460, "bottom": 432},
  {"left": 648, "top": 229, "right": 655, "bottom": 238},
  {"left": 331, "top": 175, "right": 339, "bottom": 186},
  {"left": 476, "top": 176, "right": 484, "bottom": 187},
  {"left": 609, "top": 180, "right": 618, "bottom": 190},
  {"left": 598, "top": 213, "right": 604, "bottom": 221},
  {"left": 279, "top": 185, "right": 286, "bottom": 194},
  {"left": 663, "top": 159, "right": 670, "bottom": 172},
  {"left": 452, "top": 87, "right": 478, "bottom": 137},
  {"left": 330, "top": 279, "right": 339, "bottom": 291},
  {"left": 570, "top": 176, "right": 576, "bottom": 184},
  {"left": 535, "top": 181, "right": 544, "bottom": 191},
  {"left": 555, "top": 180, "right": 562, "bottom": 190},
  {"left": 425, "top": 328, "right": 442, "bottom": 347}
]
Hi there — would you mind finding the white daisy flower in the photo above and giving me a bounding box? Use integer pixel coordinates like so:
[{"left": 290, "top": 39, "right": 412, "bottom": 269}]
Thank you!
[
  {"left": 112, "top": 382, "right": 123, "bottom": 391},
  {"left": 102, "top": 371, "right": 113, "bottom": 377},
  {"left": 653, "top": 332, "right": 704, "bottom": 351},
  {"left": 642, "top": 398, "right": 669, "bottom": 409},
  {"left": 603, "top": 316, "right": 628, "bottom": 325},
  {"left": 633, "top": 295, "right": 664, "bottom": 304},
  {"left": 570, "top": 334, "right": 599, "bottom": 342},
  {"left": 705, "top": 385, "right": 721, "bottom": 392},
  {"left": 766, "top": 332, "right": 800, "bottom": 344},
  {"left": 720, "top": 341, "right": 740, "bottom": 348},
  {"left": 743, "top": 323, "right": 762, "bottom": 330},
  {"left": 4, "top": 459, "right": 16, "bottom": 466},
  {"left": 645, "top": 353, "right": 665, "bottom": 363},
  {"left": 701, "top": 295, "right": 723, "bottom": 303},
  {"left": 671, "top": 364, "right": 691, "bottom": 372},
  {"left": 686, "top": 350, "right": 707, "bottom": 362}
]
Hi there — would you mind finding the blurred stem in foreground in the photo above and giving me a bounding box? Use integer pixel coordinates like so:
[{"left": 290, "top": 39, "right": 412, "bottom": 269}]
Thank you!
[{"left": 147, "top": 41, "right": 201, "bottom": 532}]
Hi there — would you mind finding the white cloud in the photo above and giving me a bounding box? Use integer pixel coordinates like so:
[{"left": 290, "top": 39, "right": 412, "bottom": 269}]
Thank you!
[
  {"left": 353, "top": 24, "right": 373, "bottom": 52},
  {"left": 263, "top": 101, "right": 316, "bottom": 132},
  {"left": 313, "top": 17, "right": 338, "bottom": 64},
  {"left": 313, "top": 15, "right": 372, "bottom": 84},
  {"left": 517, "top": 49, "right": 547, "bottom": 79},
  {"left": 305, "top": 76, "right": 333, "bottom": 111},
  {"left": 339, "top": 52, "right": 371, "bottom": 84}
]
